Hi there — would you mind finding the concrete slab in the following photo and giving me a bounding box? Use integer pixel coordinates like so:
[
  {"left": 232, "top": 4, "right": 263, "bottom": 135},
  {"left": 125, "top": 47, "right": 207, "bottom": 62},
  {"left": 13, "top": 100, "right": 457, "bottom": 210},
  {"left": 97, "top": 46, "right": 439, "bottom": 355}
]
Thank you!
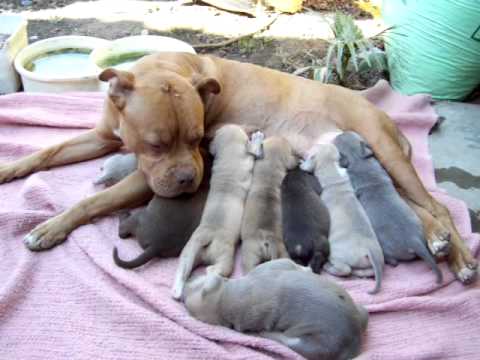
[{"left": 430, "top": 101, "right": 480, "bottom": 231}]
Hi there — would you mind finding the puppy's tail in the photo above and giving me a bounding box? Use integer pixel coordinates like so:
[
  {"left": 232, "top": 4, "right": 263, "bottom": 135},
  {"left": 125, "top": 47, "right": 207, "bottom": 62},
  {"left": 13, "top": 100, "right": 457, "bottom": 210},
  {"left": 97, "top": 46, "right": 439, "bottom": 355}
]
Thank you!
[
  {"left": 367, "top": 246, "right": 384, "bottom": 294},
  {"left": 113, "top": 246, "right": 156, "bottom": 269},
  {"left": 413, "top": 237, "right": 443, "bottom": 284},
  {"left": 172, "top": 236, "right": 204, "bottom": 299}
]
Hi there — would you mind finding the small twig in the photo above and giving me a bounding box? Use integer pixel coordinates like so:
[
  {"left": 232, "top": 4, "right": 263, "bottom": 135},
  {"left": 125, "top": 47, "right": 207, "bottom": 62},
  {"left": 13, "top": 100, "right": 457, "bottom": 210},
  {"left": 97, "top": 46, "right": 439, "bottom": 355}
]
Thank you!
[{"left": 192, "top": 13, "right": 280, "bottom": 50}]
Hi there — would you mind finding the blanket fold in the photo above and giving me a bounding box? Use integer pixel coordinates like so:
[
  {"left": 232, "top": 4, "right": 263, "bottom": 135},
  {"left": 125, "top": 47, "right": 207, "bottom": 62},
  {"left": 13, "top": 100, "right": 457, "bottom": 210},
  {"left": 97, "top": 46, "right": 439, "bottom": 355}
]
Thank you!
[{"left": 0, "top": 81, "right": 478, "bottom": 360}]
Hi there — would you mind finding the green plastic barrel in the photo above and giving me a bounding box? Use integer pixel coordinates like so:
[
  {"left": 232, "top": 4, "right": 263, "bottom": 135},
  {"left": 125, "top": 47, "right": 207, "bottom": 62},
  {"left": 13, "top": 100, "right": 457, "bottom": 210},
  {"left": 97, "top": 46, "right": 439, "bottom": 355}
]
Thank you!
[{"left": 382, "top": 0, "right": 480, "bottom": 100}]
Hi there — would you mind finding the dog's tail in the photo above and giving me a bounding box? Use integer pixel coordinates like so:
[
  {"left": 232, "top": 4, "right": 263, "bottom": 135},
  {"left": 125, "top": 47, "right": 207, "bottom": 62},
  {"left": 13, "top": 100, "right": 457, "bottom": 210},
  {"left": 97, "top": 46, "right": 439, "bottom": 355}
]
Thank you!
[
  {"left": 113, "top": 246, "right": 156, "bottom": 269},
  {"left": 412, "top": 237, "right": 443, "bottom": 284},
  {"left": 367, "top": 245, "right": 384, "bottom": 294}
]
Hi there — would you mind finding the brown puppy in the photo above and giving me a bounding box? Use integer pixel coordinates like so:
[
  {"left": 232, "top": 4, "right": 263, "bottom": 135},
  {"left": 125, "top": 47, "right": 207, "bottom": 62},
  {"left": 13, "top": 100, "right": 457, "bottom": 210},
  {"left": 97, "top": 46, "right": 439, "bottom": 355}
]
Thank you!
[
  {"left": 240, "top": 136, "right": 297, "bottom": 273},
  {"left": 0, "top": 52, "right": 474, "bottom": 283},
  {"left": 172, "top": 125, "right": 259, "bottom": 299}
]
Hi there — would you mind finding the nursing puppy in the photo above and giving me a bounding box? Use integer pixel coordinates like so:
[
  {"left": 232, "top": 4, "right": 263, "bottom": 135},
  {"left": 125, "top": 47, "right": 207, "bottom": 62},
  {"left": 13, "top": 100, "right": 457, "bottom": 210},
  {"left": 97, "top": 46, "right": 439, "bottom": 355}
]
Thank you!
[
  {"left": 112, "top": 155, "right": 212, "bottom": 269},
  {"left": 183, "top": 259, "right": 368, "bottom": 360},
  {"left": 172, "top": 125, "right": 261, "bottom": 299},
  {"left": 334, "top": 131, "right": 443, "bottom": 283},
  {"left": 93, "top": 153, "right": 137, "bottom": 186},
  {"left": 281, "top": 168, "right": 330, "bottom": 273},
  {"left": 301, "top": 144, "right": 384, "bottom": 294},
  {"left": 240, "top": 136, "right": 298, "bottom": 273}
]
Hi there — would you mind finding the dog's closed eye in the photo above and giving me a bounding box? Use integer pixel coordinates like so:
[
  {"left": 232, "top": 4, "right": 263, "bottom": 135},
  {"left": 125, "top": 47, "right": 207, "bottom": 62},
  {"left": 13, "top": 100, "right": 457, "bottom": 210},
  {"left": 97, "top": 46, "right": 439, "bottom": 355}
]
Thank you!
[{"left": 147, "top": 142, "right": 168, "bottom": 153}]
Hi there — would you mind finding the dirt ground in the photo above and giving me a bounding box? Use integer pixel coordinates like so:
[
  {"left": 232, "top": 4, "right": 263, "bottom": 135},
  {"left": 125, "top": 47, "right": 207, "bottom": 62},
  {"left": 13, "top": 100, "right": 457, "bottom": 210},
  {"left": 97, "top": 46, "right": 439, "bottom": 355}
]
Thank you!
[{"left": 0, "top": 0, "right": 372, "bottom": 74}]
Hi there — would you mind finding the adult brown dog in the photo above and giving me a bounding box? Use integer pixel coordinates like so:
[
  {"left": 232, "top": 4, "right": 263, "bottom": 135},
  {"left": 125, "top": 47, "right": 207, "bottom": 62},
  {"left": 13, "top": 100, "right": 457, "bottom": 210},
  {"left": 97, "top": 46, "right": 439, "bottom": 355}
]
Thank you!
[{"left": 0, "top": 52, "right": 476, "bottom": 283}]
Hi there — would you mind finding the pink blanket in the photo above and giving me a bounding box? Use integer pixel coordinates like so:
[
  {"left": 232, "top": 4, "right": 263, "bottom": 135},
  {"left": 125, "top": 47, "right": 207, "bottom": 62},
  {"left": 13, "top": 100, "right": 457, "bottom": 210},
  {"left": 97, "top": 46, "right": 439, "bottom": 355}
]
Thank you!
[{"left": 0, "top": 82, "right": 478, "bottom": 359}]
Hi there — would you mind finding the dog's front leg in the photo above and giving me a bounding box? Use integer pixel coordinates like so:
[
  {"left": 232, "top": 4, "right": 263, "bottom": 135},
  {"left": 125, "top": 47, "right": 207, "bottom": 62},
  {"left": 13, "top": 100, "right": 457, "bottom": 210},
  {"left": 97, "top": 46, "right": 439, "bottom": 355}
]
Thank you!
[
  {"left": 24, "top": 170, "right": 153, "bottom": 251},
  {"left": 0, "top": 129, "right": 122, "bottom": 183}
]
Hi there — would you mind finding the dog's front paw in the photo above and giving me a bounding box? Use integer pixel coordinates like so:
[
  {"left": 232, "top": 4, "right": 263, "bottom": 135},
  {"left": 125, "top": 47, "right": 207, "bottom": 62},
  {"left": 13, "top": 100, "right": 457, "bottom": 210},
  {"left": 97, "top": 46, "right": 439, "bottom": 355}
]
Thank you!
[
  {"left": 24, "top": 214, "right": 72, "bottom": 251},
  {"left": 427, "top": 227, "right": 451, "bottom": 259},
  {"left": 247, "top": 131, "right": 265, "bottom": 159},
  {"left": 449, "top": 247, "right": 478, "bottom": 285}
]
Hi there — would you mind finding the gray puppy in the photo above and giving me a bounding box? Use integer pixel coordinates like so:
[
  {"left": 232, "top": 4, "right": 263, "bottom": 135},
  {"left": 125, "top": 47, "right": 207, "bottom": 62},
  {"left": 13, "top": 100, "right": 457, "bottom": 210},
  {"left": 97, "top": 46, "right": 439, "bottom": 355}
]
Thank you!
[
  {"left": 334, "top": 131, "right": 442, "bottom": 283},
  {"left": 281, "top": 168, "right": 330, "bottom": 273},
  {"left": 240, "top": 136, "right": 298, "bottom": 273},
  {"left": 183, "top": 259, "right": 368, "bottom": 360},
  {"left": 112, "top": 155, "right": 212, "bottom": 269},
  {"left": 93, "top": 153, "right": 137, "bottom": 186},
  {"left": 301, "top": 144, "right": 384, "bottom": 294}
]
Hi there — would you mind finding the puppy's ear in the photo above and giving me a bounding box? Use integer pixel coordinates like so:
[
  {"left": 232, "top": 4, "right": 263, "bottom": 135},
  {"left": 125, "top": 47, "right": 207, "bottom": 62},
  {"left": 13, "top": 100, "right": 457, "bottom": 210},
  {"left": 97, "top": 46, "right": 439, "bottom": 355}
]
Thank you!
[
  {"left": 299, "top": 156, "right": 314, "bottom": 173},
  {"left": 201, "top": 273, "right": 224, "bottom": 298},
  {"left": 338, "top": 152, "right": 350, "bottom": 168},
  {"left": 208, "top": 137, "right": 218, "bottom": 156},
  {"left": 99, "top": 68, "right": 135, "bottom": 110},
  {"left": 192, "top": 75, "right": 221, "bottom": 104},
  {"left": 360, "top": 142, "right": 374, "bottom": 159}
]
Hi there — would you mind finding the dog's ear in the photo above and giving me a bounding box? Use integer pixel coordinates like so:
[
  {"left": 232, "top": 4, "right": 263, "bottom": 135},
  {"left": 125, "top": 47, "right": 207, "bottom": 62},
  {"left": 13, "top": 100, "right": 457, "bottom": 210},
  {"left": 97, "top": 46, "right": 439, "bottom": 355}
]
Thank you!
[
  {"left": 192, "top": 76, "right": 221, "bottom": 104},
  {"left": 338, "top": 152, "right": 350, "bottom": 168},
  {"left": 201, "top": 273, "right": 223, "bottom": 298},
  {"left": 360, "top": 142, "right": 374, "bottom": 159},
  {"left": 99, "top": 68, "right": 134, "bottom": 110}
]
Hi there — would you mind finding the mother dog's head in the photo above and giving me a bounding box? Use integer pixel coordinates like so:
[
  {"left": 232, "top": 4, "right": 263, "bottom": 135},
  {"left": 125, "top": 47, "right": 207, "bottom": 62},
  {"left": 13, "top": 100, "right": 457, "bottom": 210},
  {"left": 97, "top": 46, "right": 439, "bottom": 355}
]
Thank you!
[{"left": 99, "top": 54, "right": 220, "bottom": 197}]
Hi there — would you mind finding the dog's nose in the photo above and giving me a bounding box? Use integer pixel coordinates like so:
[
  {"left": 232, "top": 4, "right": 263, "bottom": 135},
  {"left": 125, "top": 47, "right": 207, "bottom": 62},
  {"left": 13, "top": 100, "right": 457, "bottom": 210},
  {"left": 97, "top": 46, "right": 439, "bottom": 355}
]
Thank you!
[{"left": 175, "top": 167, "right": 195, "bottom": 187}]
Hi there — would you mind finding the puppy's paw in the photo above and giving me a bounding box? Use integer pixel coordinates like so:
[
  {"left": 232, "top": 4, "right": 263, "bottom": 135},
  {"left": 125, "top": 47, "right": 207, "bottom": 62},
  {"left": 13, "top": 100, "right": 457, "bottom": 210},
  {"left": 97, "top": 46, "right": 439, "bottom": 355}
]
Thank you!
[
  {"left": 24, "top": 214, "right": 71, "bottom": 251},
  {"left": 247, "top": 131, "right": 265, "bottom": 159},
  {"left": 309, "top": 252, "right": 327, "bottom": 274},
  {"left": 428, "top": 229, "right": 451, "bottom": 259},
  {"left": 171, "top": 281, "right": 184, "bottom": 300}
]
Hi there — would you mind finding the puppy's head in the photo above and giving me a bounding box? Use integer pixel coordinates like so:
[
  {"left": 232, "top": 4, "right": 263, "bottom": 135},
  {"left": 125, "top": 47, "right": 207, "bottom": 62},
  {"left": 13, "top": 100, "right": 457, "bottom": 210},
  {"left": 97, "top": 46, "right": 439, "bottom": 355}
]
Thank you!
[
  {"left": 300, "top": 143, "right": 340, "bottom": 173},
  {"left": 209, "top": 124, "right": 248, "bottom": 157},
  {"left": 183, "top": 272, "right": 226, "bottom": 325},
  {"left": 264, "top": 136, "right": 298, "bottom": 170},
  {"left": 333, "top": 131, "right": 374, "bottom": 168},
  {"left": 99, "top": 59, "right": 221, "bottom": 197}
]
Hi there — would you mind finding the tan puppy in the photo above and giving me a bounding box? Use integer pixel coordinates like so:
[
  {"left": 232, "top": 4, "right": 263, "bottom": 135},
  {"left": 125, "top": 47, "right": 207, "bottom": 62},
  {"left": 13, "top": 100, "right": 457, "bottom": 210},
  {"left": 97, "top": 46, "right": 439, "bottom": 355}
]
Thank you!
[
  {"left": 240, "top": 136, "right": 298, "bottom": 273},
  {"left": 172, "top": 125, "right": 261, "bottom": 299},
  {"left": 0, "top": 52, "right": 474, "bottom": 283}
]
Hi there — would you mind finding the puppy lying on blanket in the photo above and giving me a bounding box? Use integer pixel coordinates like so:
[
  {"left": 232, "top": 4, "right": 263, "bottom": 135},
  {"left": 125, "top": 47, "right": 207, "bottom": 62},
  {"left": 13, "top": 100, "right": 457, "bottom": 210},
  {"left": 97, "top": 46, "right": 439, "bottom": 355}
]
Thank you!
[
  {"left": 301, "top": 144, "right": 384, "bottom": 294},
  {"left": 281, "top": 168, "right": 330, "bottom": 273},
  {"left": 172, "top": 125, "right": 261, "bottom": 299},
  {"left": 240, "top": 135, "right": 297, "bottom": 273},
  {"left": 183, "top": 259, "right": 368, "bottom": 360},
  {"left": 113, "top": 155, "right": 212, "bottom": 269},
  {"left": 334, "top": 131, "right": 443, "bottom": 283}
]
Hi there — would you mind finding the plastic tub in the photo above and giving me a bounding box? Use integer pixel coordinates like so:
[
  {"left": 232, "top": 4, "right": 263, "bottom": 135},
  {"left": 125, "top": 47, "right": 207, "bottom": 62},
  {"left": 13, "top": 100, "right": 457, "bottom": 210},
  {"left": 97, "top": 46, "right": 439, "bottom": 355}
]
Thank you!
[
  {"left": 14, "top": 36, "right": 111, "bottom": 92},
  {"left": 89, "top": 35, "right": 196, "bottom": 74},
  {"left": 0, "top": 15, "right": 28, "bottom": 94}
]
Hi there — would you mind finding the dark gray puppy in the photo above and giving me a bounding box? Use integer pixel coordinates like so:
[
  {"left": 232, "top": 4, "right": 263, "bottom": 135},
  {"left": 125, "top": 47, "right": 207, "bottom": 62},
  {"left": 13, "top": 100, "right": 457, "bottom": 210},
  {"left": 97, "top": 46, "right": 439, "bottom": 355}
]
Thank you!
[
  {"left": 113, "top": 156, "right": 212, "bottom": 269},
  {"left": 334, "top": 131, "right": 442, "bottom": 283},
  {"left": 281, "top": 168, "right": 330, "bottom": 273},
  {"left": 183, "top": 259, "right": 368, "bottom": 360}
]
